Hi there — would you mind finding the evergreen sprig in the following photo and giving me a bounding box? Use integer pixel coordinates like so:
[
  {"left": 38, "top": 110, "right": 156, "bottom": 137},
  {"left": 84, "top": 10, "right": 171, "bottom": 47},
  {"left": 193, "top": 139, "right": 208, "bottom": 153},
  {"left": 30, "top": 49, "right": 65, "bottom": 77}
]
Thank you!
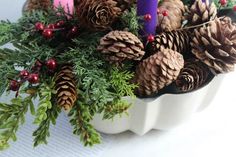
[
  {"left": 103, "top": 99, "right": 131, "bottom": 120},
  {"left": 63, "top": 35, "right": 136, "bottom": 145},
  {"left": 110, "top": 67, "right": 137, "bottom": 98},
  {"left": 0, "top": 6, "right": 137, "bottom": 149},
  {"left": 69, "top": 103, "right": 101, "bottom": 146},
  {"left": 0, "top": 95, "right": 33, "bottom": 150},
  {"left": 0, "top": 20, "right": 13, "bottom": 46},
  {"left": 33, "top": 81, "right": 60, "bottom": 147},
  {"left": 120, "top": 7, "right": 141, "bottom": 36}
]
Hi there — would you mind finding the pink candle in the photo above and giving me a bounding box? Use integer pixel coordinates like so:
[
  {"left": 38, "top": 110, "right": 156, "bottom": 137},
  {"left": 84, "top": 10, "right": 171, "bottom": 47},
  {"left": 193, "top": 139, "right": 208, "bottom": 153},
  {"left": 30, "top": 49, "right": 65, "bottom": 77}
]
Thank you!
[{"left": 53, "top": 0, "right": 74, "bottom": 14}]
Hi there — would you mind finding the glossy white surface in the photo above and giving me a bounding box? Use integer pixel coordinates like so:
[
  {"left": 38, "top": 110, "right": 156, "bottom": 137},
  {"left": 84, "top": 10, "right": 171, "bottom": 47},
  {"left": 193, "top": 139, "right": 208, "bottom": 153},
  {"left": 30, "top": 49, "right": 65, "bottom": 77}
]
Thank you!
[{"left": 91, "top": 75, "right": 224, "bottom": 135}]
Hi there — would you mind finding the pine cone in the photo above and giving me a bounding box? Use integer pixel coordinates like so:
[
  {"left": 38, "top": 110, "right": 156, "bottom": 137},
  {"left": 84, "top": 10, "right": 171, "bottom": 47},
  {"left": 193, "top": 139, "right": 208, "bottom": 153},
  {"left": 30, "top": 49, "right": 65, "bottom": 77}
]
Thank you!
[
  {"left": 97, "top": 31, "right": 145, "bottom": 64},
  {"left": 76, "top": 0, "right": 121, "bottom": 30},
  {"left": 157, "top": 0, "right": 185, "bottom": 32},
  {"left": 55, "top": 65, "right": 77, "bottom": 110},
  {"left": 23, "top": 0, "right": 52, "bottom": 12},
  {"left": 114, "top": 0, "right": 136, "bottom": 12},
  {"left": 191, "top": 17, "right": 236, "bottom": 73},
  {"left": 175, "top": 59, "right": 210, "bottom": 92},
  {"left": 187, "top": 0, "right": 217, "bottom": 25},
  {"left": 133, "top": 47, "right": 184, "bottom": 97},
  {"left": 146, "top": 30, "right": 191, "bottom": 57}
]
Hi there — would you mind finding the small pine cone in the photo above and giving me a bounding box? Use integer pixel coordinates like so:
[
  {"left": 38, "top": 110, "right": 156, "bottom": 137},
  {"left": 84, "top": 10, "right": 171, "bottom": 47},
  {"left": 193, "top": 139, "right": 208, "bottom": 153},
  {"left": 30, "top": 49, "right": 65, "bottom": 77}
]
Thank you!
[
  {"left": 97, "top": 31, "right": 145, "bottom": 64},
  {"left": 191, "top": 17, "right": 236, "bottom": 74},
  {"left": 146, "top": 30, "right": 191, "bottom": 57},
  {"left": 133, "top": 47, "right": 184, "bottom": 97},
  {"left": 114, "top": 0, "right": 136, "bottom": 12},
  {"left": 187, "top": 0, "right": 217, "bottom": 25},
  {"left": 157, "top": 0, "right": 185, "bottom": 32},
  {"left": 76, "top": 0, "right": 121, "bottom": 30},
  {"left": 175, "top": 59, "right": 210, "bottom": 92},
  {"left": 55, "top": 65, "right": 77, "bottom": 110},
  {"left": 23, "top": 0, "right": 52, "bottom": 12}
]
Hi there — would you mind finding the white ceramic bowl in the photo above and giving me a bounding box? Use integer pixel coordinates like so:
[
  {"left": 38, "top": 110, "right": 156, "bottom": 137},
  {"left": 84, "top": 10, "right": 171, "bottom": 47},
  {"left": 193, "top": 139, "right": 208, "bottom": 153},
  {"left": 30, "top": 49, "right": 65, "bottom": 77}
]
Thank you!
[{"left": 91, "top": 75, "right": 225, "bottom": 135}]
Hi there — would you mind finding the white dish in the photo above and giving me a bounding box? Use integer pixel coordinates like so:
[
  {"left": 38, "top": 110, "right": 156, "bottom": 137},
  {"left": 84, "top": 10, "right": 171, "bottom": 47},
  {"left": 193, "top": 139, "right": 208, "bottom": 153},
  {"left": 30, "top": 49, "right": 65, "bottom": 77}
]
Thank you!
[{"left": 91, "top": 75, "right": 224, "bottom": 135}]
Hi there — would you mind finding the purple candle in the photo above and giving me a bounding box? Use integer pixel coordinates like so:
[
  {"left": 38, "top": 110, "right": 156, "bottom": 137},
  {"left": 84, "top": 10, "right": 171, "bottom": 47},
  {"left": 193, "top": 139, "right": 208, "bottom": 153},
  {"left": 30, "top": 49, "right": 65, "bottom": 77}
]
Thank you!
[{"left": 137, "top": 0, "right": 158, "bottom": 36}]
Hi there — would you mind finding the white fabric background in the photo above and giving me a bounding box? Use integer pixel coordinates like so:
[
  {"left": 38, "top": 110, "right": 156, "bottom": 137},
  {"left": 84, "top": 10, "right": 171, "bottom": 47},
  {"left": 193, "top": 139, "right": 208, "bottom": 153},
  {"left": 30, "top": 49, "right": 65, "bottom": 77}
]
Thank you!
[{"left": 1, "top": 1, "right": 236, "bottom": 157}]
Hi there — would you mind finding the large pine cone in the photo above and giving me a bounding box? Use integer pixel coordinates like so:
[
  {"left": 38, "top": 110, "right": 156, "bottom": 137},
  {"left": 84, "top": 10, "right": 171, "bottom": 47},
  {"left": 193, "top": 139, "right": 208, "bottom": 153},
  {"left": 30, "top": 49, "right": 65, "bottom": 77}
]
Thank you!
[
  {"left": 175, "top": 59, "right": 210, "bottom": 92},
  {"left": 115, "top": 0, "right": 136, "bottom": 12},
  {"left": 157, "top": 0, "right": 185, "bottom": 32},
  {"left": 76, "top": 0, "right": 121, "bottom": 30},
  {"left": 146, "top": 30, "right": 191, "bottom": 57},
  {"left": 97, "top": 31, "right": 145, "bottom": 64},
  {"left": 23, "top": 0, "right": 52, "bottom": 12},
  {"left": 133, "top": 47, "right": 184, "bottom": 97},
  {"left": 187, "top": 0, "right": 217, "bottom": 25},
  {"left": 55, "top": 65, "right": 77, "bottom": 110},
  {"left": 191, "top": 17, "right": 236, "bottom": 74}
]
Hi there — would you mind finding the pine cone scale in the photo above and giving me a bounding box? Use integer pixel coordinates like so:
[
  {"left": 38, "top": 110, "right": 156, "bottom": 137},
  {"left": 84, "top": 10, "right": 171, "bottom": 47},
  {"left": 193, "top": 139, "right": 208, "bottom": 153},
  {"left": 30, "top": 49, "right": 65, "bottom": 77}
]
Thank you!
[
  {"left": 188, "top": 0, "right": 217, "bottom": 25},
  {"left": 175, "top": 59, "right": 211, "bottom": 92},
  {"left": 55, "top": 65, "right": 77, "bottom": 110},
  {"left": 157, "top": 0, "right": 185, "bottom": 32},
  {"left": 76, "top": 0, "right": 121, "bottom": 30},
  {"left": 98, "top": 31, "right": 145, "bottom": 64},
  {"left": 191, "top": 17, "right": 236, "bottom": 73},
  {"left": 133, "top": 47, "right": 184, "bottom": 97},
  {"left": 146, "top": 30, "right": 191, "bottom": 57}
]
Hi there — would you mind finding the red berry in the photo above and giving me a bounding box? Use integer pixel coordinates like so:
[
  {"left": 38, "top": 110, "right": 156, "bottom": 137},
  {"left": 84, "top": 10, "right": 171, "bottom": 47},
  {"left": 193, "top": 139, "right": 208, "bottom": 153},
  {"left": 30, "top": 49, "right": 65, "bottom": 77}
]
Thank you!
[
  {"left": 71, "top": 26, "right": 78, "bottom": 34},
  {"left": 46, "top": 59, "right": 57, "bottom": 71},
  {"left": 35, "top": 22, "right": 44, "bottom": 31},
  {"left": 55, "top": 20, "right": 65, "bottom": 28},
  {"left": 147, "top": 34, "right": 155, "bottom": 42},
  {"left": 20, "top": 70, "right": 29, "bottom": 79},
  {"left": 28, "top": 73, "right": 39, "bottom": 84},
  {"left": 46, "top": 24, "right": 56, "bottom": 30},
  {"left": 9, "top": 80, "right": 20, "bottom": 91},
  {"left": 162, "top": 10, "right": 168, "bottom": 16},
  {"left": 144, "top": 14, "right": 152, "bottom": 21},
  {"left": 233, "top": 5, "right": 236, "bottom": 11},
  {"left": 220, "top": 0, "right": 227, "bottom": 6},
  {"left": 42, "top": 29, "right": 53, "bottom": 39}
]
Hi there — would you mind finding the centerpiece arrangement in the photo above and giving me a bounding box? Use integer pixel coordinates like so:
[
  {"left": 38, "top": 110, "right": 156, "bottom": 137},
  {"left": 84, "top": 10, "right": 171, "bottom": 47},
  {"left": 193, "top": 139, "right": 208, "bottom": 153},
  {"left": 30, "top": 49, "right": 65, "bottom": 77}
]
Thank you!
[{"left": 0, "top": 0, "right": 236, "bottom": 151}]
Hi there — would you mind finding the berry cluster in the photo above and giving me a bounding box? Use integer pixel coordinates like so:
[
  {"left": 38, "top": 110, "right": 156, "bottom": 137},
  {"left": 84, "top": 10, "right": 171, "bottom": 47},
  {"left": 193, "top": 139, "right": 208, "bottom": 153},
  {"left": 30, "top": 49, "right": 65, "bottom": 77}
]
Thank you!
[
  {"left": 9, "top": 59, "right": 57, "bottom": 93},
  {"left": 146, "top": 10, "right": 168, "bottom": 43},
  {"left": 35, "top": 20, "right": 79, "bottom": 39}
]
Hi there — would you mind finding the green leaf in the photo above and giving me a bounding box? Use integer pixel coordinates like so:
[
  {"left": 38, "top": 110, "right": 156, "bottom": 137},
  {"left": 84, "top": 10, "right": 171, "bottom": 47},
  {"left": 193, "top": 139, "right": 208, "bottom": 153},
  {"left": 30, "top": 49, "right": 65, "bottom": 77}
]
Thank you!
[{"left": 29, "top": 100, "right": 35, "bottom": 115}]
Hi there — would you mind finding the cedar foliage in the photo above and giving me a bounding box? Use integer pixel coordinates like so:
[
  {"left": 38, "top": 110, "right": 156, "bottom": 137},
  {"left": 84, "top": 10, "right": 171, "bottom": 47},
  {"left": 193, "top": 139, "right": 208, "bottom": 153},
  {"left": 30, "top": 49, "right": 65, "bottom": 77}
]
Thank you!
[{"left": 0, "top": 7, "right": 138, "bottom": 149}]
